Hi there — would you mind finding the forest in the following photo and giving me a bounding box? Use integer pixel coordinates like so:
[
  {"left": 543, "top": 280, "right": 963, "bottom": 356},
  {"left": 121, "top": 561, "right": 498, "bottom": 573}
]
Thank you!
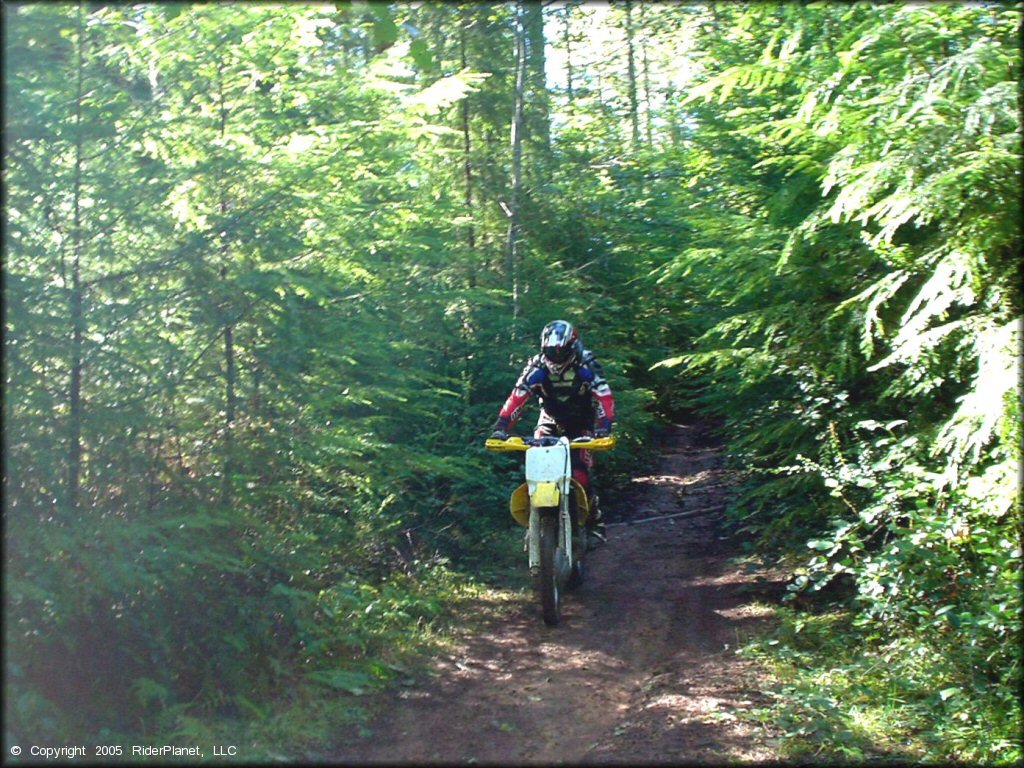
[{"left": 4, "top": 1, "right": 1021, "bottom": 762}]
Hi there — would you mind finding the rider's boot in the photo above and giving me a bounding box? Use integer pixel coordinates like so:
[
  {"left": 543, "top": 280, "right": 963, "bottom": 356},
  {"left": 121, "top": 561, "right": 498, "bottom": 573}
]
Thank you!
[{"left": 586, "top": 493, "right": 606, "bottom": 550}]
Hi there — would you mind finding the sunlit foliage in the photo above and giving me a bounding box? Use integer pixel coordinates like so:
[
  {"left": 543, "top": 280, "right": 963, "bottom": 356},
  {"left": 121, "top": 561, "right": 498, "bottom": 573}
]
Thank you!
[{"left": 3, "top": 2, "right": 1019, "bottom": 761}]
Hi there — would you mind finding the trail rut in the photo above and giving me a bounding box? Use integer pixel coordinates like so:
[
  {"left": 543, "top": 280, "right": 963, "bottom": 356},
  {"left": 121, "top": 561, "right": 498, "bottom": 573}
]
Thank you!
[{"left": 332, "top": 422, "right": 781, "bottom": 764}]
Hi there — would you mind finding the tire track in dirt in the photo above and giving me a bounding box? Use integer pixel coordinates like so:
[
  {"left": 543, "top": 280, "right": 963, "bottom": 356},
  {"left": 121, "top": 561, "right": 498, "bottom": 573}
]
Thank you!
[{"left": 331, "top": 421, "right": 782, "bottom": 764}]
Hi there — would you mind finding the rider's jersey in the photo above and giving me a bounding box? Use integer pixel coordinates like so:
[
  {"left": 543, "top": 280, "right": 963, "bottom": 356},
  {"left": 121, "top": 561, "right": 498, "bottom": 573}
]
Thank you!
[{"left": 497, "top": 347, "right": 615, "bottom": 434}]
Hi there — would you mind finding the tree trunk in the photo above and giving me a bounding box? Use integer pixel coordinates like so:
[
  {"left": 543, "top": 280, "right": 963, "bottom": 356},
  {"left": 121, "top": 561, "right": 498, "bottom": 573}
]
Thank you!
[
  {"left": 641, "top": 3, "right": 653, "bottom": 147},
  {"left": 217, "top": 62, "right": 236, "bottom": 507},
  {"left": 524, "top": 1, "right": 550, "bottom": 159},
  {"left": 506, "top": 1, "right": 527, "bottom": 324},
  {"left": 68, "top": 2, "right": 87, "bottom": 513},
  {"left": 222, "top": 317, "right": 235, "bottom": 504},
  {"left": 623, "top": 0, "right": 640, "bottom": 149},
  {"left": 666, "top": 82, "right": 681, "bottom": 148},
  {"left": 459, "top": 11, "right": 476, "bottom": 264},
  {"left": 562, "top": 6, "right": 574, "bottom": 108}
]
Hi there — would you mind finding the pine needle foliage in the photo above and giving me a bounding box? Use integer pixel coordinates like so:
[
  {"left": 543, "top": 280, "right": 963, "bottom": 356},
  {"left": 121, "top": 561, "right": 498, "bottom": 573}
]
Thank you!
[
  {"left": 646, "top": 3, "right": 1021, "bottom": 760},
  {"left": 3, "top": 2, "right": 1019, "bottom": 761}
]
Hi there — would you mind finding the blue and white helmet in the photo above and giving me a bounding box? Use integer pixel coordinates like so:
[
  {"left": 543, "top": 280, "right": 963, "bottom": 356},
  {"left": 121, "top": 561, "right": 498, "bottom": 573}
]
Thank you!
[{"left": 540, "top": 320, "right": 579, "bottom": 374}]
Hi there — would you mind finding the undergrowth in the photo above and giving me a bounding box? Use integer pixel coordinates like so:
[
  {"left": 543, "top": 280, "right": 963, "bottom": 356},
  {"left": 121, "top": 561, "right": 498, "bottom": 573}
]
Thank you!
[
  {"left": 183, "top": 564, "right": 525, "bottom": 761},
  {"left": 173, "top": 554, "right": 527, "bottom": 761},
  {"left": 8, "top": 550, "right": 526, "bottom": 762},
  {"left": 739, "top": 605, "right": 1023, "bottom": 765}
]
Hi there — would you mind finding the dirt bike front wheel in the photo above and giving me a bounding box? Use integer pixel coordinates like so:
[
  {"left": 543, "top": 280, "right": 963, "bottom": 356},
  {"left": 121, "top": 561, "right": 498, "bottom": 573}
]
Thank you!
[{"left": 538, "top": 513, "right": 561, "bottom": 626}]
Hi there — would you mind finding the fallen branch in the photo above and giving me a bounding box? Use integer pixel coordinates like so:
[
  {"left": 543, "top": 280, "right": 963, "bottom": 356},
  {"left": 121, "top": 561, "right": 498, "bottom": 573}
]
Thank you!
[{"left": 608, "top": 504, "right": 724, "bottom": 528}]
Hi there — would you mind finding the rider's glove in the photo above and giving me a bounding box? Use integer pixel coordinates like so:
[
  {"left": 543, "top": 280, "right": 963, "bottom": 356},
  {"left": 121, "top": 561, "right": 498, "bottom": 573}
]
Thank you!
[
  {"left": 490, "top": 416, "right": 511, "bottom": 440},
  {"left": 594, "top": 418, "right": 613, "bottom": 438}
]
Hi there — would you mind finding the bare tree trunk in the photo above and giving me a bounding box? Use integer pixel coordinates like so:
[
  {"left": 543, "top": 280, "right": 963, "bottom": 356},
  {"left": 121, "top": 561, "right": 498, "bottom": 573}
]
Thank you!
[
  {"left": 217, "top": 62, "right": 236, "bottom": 507},
  {"left": 524, "top": 0, "right": 550, "bottom": 159},
  {"left": 641, "top": 3, "right": 653, "bottom": 147},
  {"left": 666, "top": 82, "right": 681, "bottom": 149},
  {"left": 623, "top": 0, "right": 640, "bottom": 149},
  {"left": 68, "top": 2, "right": 87, "bottom": 513},
  {"left": 223, "top": 316, "right": 235, "bottom": 503},
  {"left": 562, "top": 6, "right": 574, "bottom": 108},
  {"left": 455, "top": 9, "right": 480, "bottom": 407},
  {"left": 506, "top": 0, "right": 527, "bottom": 324},
  {"left": 459, "top": 10, "right": 477, "bottom": 267}
]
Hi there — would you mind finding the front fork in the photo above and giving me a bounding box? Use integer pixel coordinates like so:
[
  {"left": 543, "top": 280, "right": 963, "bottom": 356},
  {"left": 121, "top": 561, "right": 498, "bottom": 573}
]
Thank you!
[
  {"left": 527, "top": 484, "right": 574, "bottom": 575},
  {"left": 527, "top": 508, "right": 541, "bottom": 574}
]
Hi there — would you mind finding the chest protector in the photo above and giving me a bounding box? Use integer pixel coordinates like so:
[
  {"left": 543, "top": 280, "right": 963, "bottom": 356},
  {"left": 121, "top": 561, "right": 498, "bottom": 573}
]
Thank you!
[{"left": 525, "top": 361, "right": 596, "bottom": 426}]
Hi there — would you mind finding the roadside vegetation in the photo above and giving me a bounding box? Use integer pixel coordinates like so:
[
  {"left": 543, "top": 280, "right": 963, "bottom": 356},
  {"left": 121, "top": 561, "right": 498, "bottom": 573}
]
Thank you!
[{"left": 5, "top": 2, "right": 1019, "bottom": 762}]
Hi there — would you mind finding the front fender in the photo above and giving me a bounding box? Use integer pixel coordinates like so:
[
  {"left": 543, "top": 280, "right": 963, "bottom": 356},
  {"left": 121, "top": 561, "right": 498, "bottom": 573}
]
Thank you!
[{"left": 531, "top": 481, "right": 560, "bottom": 508}]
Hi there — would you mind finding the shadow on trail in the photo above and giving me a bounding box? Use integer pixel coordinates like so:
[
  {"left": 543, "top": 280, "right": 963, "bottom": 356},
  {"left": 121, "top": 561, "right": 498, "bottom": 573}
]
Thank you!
[{"left": 331, "top": 423, "right": 781, "bottom": 764}]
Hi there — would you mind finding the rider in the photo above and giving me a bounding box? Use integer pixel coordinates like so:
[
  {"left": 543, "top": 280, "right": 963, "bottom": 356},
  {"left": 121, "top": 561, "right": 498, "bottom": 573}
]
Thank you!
[{"left": 490, "top": 320, "right": 616, "bottom": 548}]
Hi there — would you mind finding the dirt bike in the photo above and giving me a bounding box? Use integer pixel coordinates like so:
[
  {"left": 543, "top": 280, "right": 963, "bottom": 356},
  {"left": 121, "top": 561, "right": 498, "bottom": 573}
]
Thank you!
[{"left": 484, "top": 434, "right": 616, "bottom": 626}]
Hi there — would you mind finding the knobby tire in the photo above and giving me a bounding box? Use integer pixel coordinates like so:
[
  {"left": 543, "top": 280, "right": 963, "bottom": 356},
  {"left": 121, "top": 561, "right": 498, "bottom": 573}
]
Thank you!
[{"left": 539, "top": 513, "right": 561, "bottom": 626}]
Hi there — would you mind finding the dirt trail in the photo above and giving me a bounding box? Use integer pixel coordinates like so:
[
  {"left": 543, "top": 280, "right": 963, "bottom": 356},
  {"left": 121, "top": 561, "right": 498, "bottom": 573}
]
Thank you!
[{"left": 333, "top": 422, "right": 781, "bottom": 764}]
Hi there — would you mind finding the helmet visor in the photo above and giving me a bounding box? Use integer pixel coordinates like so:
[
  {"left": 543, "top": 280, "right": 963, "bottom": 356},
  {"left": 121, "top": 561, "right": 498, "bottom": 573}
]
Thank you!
[{"left": 543, "top": 344, "right": 574, "bottom": 365}]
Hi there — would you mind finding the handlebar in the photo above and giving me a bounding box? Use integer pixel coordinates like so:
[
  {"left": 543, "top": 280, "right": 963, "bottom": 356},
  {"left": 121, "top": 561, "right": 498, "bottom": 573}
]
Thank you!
[{"left": 485, "top": 435, "right": 616, "bottom": 452}]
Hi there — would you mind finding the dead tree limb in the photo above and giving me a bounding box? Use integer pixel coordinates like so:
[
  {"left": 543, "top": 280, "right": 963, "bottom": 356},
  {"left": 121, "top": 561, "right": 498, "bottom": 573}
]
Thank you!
[{"left": 608, "top": 505, "right": 724, "bottom": 528}]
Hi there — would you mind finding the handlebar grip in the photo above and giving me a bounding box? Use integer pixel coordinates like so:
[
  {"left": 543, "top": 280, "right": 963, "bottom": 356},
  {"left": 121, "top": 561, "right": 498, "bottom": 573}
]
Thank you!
[
  {"left": 484, "top": 436, "right": 615, "bottom": 451},
  {"left": 485, "top": 437, "right": 529, "bottom": 452},
  {"left": 571, "top": 436, "right": 616, "bottom": 451}
]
